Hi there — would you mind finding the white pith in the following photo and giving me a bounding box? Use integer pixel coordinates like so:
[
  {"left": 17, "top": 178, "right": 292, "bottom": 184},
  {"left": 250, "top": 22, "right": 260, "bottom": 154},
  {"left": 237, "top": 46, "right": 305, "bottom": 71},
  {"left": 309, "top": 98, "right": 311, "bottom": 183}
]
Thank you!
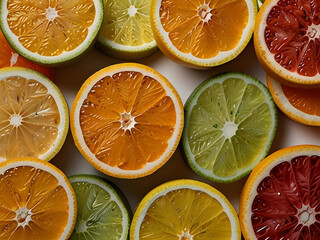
[
  {"left": 46, "top": 7, "right": 58, "bottom": 21},
  {"left": 296, "top": 204, "right": 317, "bottom": 227},
  {"left": 242, "top": 147, "right": 320, "bottom": 239},
  {"left": 133, "top": 181, "right": 240, "bottom": 240},
  {"left": 10, "top": 52, "right": 18, "bottom": 66},
  {"left": 72, "top": 65, "right": 183, "bottom": 178},
  {"left": 268, "top": 77, "right": 320, "bottom": 124},
  {"left": 0, "top": 0, "right": 103, "bottom": 64},
  {"left": 119, "top": 112, "right": 137, "bottom": 132},
  {"left": 0, "top": 159, "right": 76, "bottom": 240},
  {"left": 222, "top": 121, "right": 238, "bottom": 139},
  {"left": 153, "top": 0, "right": 256, "bottom": 66},
  {"left": 9, "top": 114, "right": 22, "bottom": 127},
  {"left": 257, "top": 2, "right": 320, "bottom": 84},
  {"left": 0, "top": 68, "right": 69, "bottom": 162},
  {"left": 68, "top": 175, "right": 130, "bottom": 240},
  {"left": 183, "top": 73, "right": 277, "bottom": 182}
]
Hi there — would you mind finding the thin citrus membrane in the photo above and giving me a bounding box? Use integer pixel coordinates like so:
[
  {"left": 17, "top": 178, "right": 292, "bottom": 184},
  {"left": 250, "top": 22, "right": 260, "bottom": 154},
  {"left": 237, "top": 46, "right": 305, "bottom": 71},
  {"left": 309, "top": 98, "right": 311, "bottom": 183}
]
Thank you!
[
  {"left": 68, "top": 174, "right": 131, "bottom": 240},
  {"left": 0, "top": 0, "right": 104, "bottom": 65},
  {"left": 71, "top": 63, "right": 183, "bottom": 178},
  {"left": 182, "top": 72, "right": 277, "bottom": 182},
  {"left": 0, "top": 67, "right": 68, "bottom": 162},
  {"left": 240, "top": 145, "right": 320, "bottom": 239},
  {"left": 267, "top": 75, "right": 320, "bottom": 126},
  {"left": 150, "top": 0, "right": 257, "bottom": 68},
  {"left": 255, "top": 0, "right": 320, "bottom": 86},
  {"left": 130, "top": 179, "right": 241, "bottom": 240},
  {"left": 97, "top": 0, "right": 157, "bottom": 60},
  {"left": 0, "top": 158, "right": 76, "bottom": 240}
]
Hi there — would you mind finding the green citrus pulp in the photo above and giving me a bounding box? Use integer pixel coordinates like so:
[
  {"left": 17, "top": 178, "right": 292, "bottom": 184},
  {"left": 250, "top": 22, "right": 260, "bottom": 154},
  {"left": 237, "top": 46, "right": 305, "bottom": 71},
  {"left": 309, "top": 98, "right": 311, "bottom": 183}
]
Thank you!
[
  {"left": 182, "top": 72, "right": 277, "bottom": 182},
  {"left": 68, "top": 174, "right": 131, "bottom": 240}
]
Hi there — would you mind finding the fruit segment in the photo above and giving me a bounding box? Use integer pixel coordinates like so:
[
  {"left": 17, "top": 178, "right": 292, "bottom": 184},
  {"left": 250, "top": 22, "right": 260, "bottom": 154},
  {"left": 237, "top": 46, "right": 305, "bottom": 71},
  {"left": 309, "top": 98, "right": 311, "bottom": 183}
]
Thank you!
[
  {"left": 6, "top": 0, "right": 96, "bottom": 56},
  {"left": 251, "top": 155, "right": 320, "bottom": 239},
  {"left": 159, "top": 0, "right": 249, "bottom": 58},
  {"left": 79, "top": 71, "right": 176, "bottom": 170},
  {"left": 265, "top": 0, "right": 320, "bottom": 76}
]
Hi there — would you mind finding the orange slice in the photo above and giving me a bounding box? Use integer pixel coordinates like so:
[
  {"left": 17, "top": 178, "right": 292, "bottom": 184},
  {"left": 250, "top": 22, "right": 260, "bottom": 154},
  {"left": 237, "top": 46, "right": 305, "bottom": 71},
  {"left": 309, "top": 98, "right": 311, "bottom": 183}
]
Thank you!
[
  {"left": 267, "top": 75, "right": 320, "bottom": 126},
  {"left": 239, "top": 145, "right": 320, "bottom": 239},
  {"left": 255, "top": 0, "right": 320, "bottom": 87},
  {"left": 150, "top": 0, "right": 257, "bottom": 68},
  {"left": 0, "top": 158, "right": 77, "bottom": 240},
  {"left": 0, "top": 67, "right": 69, "bottom": 162},
  {"left": 0, "top": 31, "right": 54, "bottom": 80},
  {"left": 0, "top": 0, "right": 104, "bottom": 65},
  {"left": 70, "top": 63, "right": 184, "bottom": 179}
]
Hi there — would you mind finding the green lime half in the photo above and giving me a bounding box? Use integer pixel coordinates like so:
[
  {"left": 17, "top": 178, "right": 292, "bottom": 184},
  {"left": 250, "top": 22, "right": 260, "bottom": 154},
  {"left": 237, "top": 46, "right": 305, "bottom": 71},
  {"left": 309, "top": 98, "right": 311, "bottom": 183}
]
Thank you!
[
  {"left": 68, "top": 174, "right": 131, "bottom": 240},
  {"left": 182, "top": 72, "right": 277, "bottom": 183},
  {"left": 96, "top": 0, "right": 157, "bottom": 60}
]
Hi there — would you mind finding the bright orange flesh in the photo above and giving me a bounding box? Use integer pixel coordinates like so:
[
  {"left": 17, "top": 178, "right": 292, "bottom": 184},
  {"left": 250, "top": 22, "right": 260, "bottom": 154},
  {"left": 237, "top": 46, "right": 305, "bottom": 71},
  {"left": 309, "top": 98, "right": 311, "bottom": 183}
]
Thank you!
[
  {"left": 281, "top": 85, "right": 320, "bottom": 116},
  {"left": 6, "top": 0, "right": 96, "bottom": 56},
  {"left": 0, "top": 31, "right": 54, "bottom": 80},
  {"left": 79, "top": 71, "right": 176, "bottom": 170},
  {"left": 159, "top": 0, "right": 249, "bottom": 59},
  {"left": 0, "top": 165, "right": 69, "bottom": 240},
  {"left": 0, "top": 76, "right": 60, "bottom": 159}
]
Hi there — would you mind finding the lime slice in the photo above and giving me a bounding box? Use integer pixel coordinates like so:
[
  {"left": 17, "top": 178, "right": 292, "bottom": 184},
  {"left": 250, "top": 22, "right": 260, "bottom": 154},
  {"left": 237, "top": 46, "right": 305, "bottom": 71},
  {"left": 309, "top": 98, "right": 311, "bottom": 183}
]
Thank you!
[
  {"left": 96, "top": 0, "right": 157, "bottom": 60},
  {"left": 181, "top": 72, "right": 277, "bottom": 182},
  {"left": 68, "top": 174, "right": 131, "bottom": 240}
]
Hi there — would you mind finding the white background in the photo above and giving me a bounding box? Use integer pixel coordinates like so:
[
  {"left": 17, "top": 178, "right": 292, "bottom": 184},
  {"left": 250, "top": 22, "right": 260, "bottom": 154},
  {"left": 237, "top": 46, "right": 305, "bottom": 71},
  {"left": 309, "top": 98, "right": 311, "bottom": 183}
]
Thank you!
[{"left": 50, "top": 39, "right": 320, "bottom": 213}]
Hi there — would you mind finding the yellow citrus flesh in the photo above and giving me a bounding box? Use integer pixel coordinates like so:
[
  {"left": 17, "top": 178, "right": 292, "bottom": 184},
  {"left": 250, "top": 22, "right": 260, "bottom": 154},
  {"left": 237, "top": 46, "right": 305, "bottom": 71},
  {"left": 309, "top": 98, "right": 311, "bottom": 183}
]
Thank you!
[
  {"left": 71, "top": 63, "right": 183, "bottom": 178},
  {"left": 159, "top": 0, "right": 249, "bottom": 59},
  {"left": 130, "top": 180, "right": 241, "bottom": 240},
  {"left": 0, "top": 76, "right": 59, "bottom": 159},
  {"left": 6, "top": 0, "right": 96, "bottom": 56},
  {"left": 0, "top": 158, "right": 76, "bottom": 240}
]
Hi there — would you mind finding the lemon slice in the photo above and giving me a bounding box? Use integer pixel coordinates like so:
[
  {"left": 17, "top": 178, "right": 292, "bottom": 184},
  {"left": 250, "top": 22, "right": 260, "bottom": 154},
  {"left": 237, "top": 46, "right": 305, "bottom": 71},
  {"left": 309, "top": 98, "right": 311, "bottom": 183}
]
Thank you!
[
  {"left": 0, "top": 67, "right": 68, "bottom": 162},
  {"left": 97, "top": 0, "right": 157, "bottom": 60},
  {"left": 130, "top": 179, "right": 241, "bottom": 239},
  {"left": 0, "top": 0, "right": 104, "bottom": 65}
]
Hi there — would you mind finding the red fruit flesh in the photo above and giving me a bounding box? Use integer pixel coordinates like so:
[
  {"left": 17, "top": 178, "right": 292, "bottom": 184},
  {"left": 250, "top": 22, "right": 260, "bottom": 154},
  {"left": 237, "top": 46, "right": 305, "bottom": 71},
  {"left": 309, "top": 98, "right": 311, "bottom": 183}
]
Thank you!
[
  {"left": 251, "top": 155, "right": 320, "bottom": 239},
  {"left": 265, "top": 0, "right": 320, "bottom": 77}
]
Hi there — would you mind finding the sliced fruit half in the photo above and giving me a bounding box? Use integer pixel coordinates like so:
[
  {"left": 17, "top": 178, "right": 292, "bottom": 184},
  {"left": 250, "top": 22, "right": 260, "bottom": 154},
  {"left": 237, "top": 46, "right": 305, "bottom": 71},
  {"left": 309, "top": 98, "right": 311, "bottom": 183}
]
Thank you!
[
  {"left": 240, "top": 145, "right": 320, "bottom": 239},
  {"left": 150, "top": 0, "right": 257, "bottom": 68},
  {"left": 267, "top": 75, "right": 320, "bottom": 126},
  {"left": 68, "top": 174, "right": 131, "bottom": 240},
  {"left": 0, "top": 67, "right": 69, "bottom": 162},
  {"left": 0, "top": 30, "right": 54, "bottom": 80},
  {"left": 130, "top": 179, "right": 241, "bottom": 240},
  {"left": 0, "top": 0, "right": 104, "bottom": 65},
  {"left": 71, "top": 63, "right": 184, "bottom": 179},
  {"left": 255, "top": 0, "right": 320, "bottom": 86},
  {"left": 0, "top": 158, "right": 77, "bottom": 240},
  {"left": 182, "top": 72, "right": 277, "bottom": 182},
  {"left": 97, "top": 0, "right": 158, "bottom": 60}
]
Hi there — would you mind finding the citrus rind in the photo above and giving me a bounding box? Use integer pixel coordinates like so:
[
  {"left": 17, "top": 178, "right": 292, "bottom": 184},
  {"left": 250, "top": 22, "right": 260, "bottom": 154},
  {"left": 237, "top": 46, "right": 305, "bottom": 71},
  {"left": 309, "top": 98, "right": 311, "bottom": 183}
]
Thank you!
[
  {"left": 130, "top": 179, "right": 241, "bottom": 240},
  {"left": 182, "top": 72, "right": 278, "bottom": 182},
  {"left": 0, "top": 67, "right": 69, "bottom": 162}
]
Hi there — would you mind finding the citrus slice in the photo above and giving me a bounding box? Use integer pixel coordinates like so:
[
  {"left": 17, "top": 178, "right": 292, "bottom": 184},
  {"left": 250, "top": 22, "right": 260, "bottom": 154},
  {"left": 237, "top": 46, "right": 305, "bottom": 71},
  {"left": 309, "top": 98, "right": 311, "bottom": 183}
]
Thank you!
[
  {"left": 0, "top": 67, "right": 69, "bottom": 162},
  {"left": 68, "top": 174, "right": 131, "bottom": 240},
  {"left": 0, "top": 31, "right": 55, "bottom": 80},
  {"left": 267, "top": 75, "right": 320, "bottom": 126},
  {"left": 70, "top": 63, "right": 184, "bottom": 179},
  {"left": 181, "top": 72, "right": 277, "bottom": 182},
  {"left": 130, "top": 179, "right": 241, "bottom": 240},
  {"left": 0, "top": 158, "right": 77, "bottom": 240},
  {"left": 0, "top": 0, "right": 104, "bottom": 65},
  {"left": 239, "top": 145, "right": 320, "bottom": 239},
  {"left": 96, "top": 0, "right": 158, "bottom": 60},
  {"left": 255, "top": 0, "right": 320, "bottom": 87},
  {"left": 257, "top": 0, "right": 264, "bottom": 9},
  {"left": 150, "top": 0, "right": 257, "bottom": 68}
]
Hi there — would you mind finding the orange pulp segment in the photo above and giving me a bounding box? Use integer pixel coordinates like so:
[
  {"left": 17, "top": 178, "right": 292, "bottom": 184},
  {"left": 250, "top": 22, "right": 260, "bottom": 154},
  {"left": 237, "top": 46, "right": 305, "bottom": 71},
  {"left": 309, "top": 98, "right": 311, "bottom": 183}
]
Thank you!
[
  {"left": 0, "top": 75, "right": 60, "bottom": 159},
  {"left": 0, "top": 164, "right": 70, "bottom": 239},
  {"left": 159, "top": 0, "right": 249, "bottom": 59},
  {"left": 79, "top": 71, "right": 176, "bottom": 171},
  {"left": 0, "top": 31, "right": 54, "bottom": 80},
  {"left": 6, "top": 0, "right": 96, "bottom": 56}
]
